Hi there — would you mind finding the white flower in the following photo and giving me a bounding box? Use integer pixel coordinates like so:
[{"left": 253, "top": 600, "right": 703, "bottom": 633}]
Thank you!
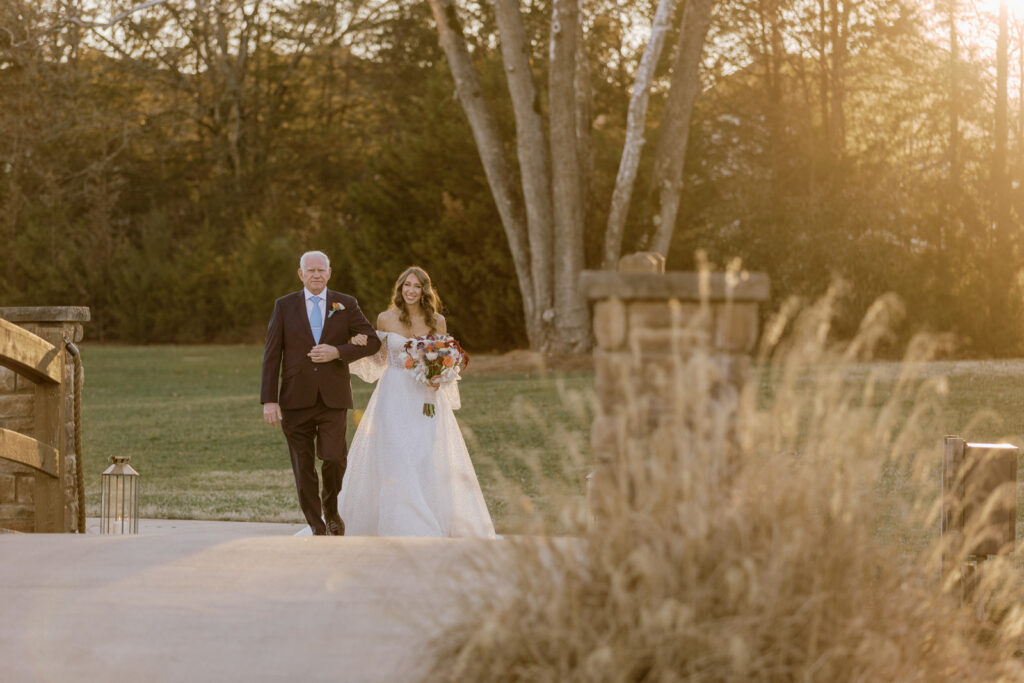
[{"left": 426, "top": 351, "right": 438, "bottom": 361}]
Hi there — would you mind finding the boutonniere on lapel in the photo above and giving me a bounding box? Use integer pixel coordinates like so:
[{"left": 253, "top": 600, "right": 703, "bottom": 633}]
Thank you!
[{"left": 328, "top": 302, "right": 345, "bottom": 318}]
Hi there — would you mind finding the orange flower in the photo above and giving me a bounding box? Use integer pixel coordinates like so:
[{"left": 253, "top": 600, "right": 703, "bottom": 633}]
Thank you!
[
  {"left": 442, "top": 356, "right": 455, "bottom": 367},
  {"left": 404, "top": 358, "right": 415, "bottom": 369}
]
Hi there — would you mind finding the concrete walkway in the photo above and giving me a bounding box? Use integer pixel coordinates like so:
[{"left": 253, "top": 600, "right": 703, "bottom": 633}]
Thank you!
[{"left": 0, "top": 520, "right": 502, "bottom": 682}]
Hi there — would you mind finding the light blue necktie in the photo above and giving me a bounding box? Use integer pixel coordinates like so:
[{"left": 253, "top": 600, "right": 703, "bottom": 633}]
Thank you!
[{"left": 309, "top": 295, "right": 323, "bottom": 343}]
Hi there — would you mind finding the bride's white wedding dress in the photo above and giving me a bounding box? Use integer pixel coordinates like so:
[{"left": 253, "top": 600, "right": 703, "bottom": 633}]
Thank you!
[{"left": 307, "top": 330, "right": 495, "bottom": 538}]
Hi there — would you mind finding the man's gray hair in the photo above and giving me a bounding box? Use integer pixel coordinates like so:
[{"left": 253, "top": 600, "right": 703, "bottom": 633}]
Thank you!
[{"left": 300, "top": 250, "right": 331, "bottom": 270}]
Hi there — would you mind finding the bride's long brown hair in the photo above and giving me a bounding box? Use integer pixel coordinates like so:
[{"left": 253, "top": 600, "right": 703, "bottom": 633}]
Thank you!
[{"left": 389, "top": 266, "right": 443, "bottom": 335}]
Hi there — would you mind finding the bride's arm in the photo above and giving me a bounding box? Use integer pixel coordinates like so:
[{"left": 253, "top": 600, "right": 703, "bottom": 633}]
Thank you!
[{"left": 348, "top": 315, "right": 390, "bottom": 383}]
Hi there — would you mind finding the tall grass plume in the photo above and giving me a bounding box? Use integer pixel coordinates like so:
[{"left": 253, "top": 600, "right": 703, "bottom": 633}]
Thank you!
[{"left": 428, "top": 286, "right": 1024, "bottom": 681}]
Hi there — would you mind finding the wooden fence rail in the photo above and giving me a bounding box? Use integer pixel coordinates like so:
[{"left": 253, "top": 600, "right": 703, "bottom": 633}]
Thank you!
[{"left": 0, "top": 318, "right": 67, "bottom": 532}]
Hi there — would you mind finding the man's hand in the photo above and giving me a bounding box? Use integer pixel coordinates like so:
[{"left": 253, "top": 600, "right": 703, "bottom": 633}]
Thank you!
[
  {"left": 351, "top": 334, "right": 368, "bottom": 346},
  {"left": 308, "top": 344, "right": 341, "bottom": 363},
  {"left": 263, "top": 402, "right": 283, "bottom": 427}
]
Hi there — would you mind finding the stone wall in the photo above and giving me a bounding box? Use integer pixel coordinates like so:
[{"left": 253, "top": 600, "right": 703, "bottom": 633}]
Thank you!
[
  {"left": 580, "top": 254, "right": 769, "bottom": 509},
  {"left": 0, "top": 307, "right": 90, "bottom": 532}
]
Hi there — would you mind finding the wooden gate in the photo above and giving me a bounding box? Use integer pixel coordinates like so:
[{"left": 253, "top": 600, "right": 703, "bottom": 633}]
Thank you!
[{"left": 0, "top": 318, "right": 66, "bottom": 532}]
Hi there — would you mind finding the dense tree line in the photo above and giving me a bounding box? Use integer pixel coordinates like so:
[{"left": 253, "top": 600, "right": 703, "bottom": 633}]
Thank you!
[{"left": 1, "top": 0, "right": 1022, "bottom": 354}]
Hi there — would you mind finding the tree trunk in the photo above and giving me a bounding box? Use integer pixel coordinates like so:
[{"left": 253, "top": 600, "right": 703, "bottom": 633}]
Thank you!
[
  {"left": 492, "top": 0, "right": 554, "bottom": 338},
  {"left": 1018, "top": 22, "right": 1023, "bottom": 161},
  {"left": 426, "top": 0, "right": 542, "bottom": 346},
  {"left": 818, "top": 0, "right": 832, "bottom": 155},
  {"left": 1018, "top": 22, "right": 1024, "bottom": 221},
  {"left": 763, "top": 0, "right": 786, "bottom": 229},
  {"left": 995, "top": 0, "right": 1008, "bottom": 235},
  {"left": 603, "top": 0, "right": 678, "bottom": 268},
  {"left": 647, "top": 0, "right": 714, "bottom": 258},
  {"left": 575, "top": 8, "right": 595, "bottom": 236},
  {"left": 990, "top": 0, "right": 1010, "bottom": 350},
  {"left": 947, "top": 0, "right": 960, "bottom": 251},
  {"left": 548, "top": 0, "right": 589, "bottom": 351},
  {"left": 213, "top": 6, "right": 245, "bottom": 184},
  {"left": 432, "top": 0, "right": 716, "bottom": 350},
  {"left": 828, "top": 0, "right": 848, "bottom": 159}
]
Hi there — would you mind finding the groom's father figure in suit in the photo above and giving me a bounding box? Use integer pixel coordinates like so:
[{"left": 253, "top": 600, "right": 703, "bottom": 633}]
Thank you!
[{"left": 261, "top": 250, "right": 381, "bottom": 535}]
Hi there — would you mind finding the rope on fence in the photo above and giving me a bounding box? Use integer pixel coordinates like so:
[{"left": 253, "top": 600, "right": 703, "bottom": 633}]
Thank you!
[{"left": 64, "top": 337, "right": 85, "bottom": 533}]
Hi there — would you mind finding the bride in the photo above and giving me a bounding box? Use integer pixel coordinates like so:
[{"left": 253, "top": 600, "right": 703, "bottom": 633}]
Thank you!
[{"left": 332, "top": 266, "right": 496, "bottom": 538}]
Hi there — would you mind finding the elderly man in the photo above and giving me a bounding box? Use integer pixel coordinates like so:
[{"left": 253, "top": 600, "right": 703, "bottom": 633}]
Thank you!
[{"left": 261, "top": 250, "right": 381, "bottom": 535}]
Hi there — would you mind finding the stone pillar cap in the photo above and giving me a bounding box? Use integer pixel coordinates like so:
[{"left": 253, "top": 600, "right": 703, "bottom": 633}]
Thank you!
[
  {"left": 618, "top": 252, "right": 666, "bottom": 273},
  {"left": 0, "top": 307, "right": 91, "bottom": 323},
  {"left": 580, "top": 271, "right": 770, "bottom": 302}
]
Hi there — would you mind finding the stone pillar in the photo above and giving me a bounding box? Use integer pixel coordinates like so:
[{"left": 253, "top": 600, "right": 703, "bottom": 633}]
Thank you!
[
  {"left": 0, "top": 307, "right": 90, "bottom": 532},
  {"left": 580, "top": 255, "right": 769, "bottom": 510}
]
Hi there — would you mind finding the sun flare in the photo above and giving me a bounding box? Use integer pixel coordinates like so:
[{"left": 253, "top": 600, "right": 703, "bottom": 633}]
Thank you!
[{"left": 975, "top": 0, "right": 1024, "bottom": 17}]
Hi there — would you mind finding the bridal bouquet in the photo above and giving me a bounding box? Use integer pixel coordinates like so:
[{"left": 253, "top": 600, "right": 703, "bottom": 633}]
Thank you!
[{"left": 400, "top": 334, "right": 469, "bottom": 417}]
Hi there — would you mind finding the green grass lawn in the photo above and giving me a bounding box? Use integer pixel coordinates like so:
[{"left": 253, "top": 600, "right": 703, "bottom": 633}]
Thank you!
[
  {"left": 81, "top": 345, "right": 594, "bottom": 532},
  {"left": 81, "top": 347, "right": 1024, "bottom": 534}
]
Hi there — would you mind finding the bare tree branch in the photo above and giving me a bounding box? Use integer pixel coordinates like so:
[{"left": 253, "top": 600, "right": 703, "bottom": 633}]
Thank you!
[{"left": 63, "top": 0, "right": 174, "bottom": 29}]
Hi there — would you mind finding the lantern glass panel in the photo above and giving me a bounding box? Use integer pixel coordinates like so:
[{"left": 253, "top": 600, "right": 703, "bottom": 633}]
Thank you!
[{"left": 100, "top": 456, "right": 140, "bottom": 534}]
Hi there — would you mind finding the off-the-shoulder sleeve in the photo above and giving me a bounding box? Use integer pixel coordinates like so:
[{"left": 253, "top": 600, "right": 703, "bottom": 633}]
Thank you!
[{"left": 349, "top": 331, "right": 388, "bottom": 383}]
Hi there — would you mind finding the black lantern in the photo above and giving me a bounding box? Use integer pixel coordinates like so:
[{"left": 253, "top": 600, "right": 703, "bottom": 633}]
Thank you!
[{"left": 100, "top": 455, "right": 140, "bottom": 534}]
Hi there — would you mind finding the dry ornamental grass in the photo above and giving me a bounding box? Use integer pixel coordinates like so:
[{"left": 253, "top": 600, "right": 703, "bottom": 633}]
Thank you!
[{"left": 427, "top": 287, "right": 1024, "bottom": 682}]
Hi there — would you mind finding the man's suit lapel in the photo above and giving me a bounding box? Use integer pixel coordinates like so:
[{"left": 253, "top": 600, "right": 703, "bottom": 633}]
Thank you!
[
  {"left": 294, "top": 290, "right": 315, "bottom": 343},
  {"left": 322, "top": 290, "right": 343, "bottom": 334}
]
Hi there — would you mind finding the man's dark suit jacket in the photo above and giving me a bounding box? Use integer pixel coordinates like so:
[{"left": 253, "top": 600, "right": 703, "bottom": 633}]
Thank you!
[{"left": 260, "top": 289, "right": 382, "bottom": 410}]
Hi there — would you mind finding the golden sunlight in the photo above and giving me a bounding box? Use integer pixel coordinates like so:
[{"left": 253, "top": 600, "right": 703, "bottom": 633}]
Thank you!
[{"left": 976, "top": 0, "right": 1024, "bottom": 18}]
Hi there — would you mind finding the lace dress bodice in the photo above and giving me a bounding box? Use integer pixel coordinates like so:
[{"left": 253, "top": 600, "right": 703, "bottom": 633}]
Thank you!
[
  {"left": 386, "top": 333, "right": 420, "bottom": 371},
  {"left": 373, "top": 332, "right": 408, "bottom": 369}
]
